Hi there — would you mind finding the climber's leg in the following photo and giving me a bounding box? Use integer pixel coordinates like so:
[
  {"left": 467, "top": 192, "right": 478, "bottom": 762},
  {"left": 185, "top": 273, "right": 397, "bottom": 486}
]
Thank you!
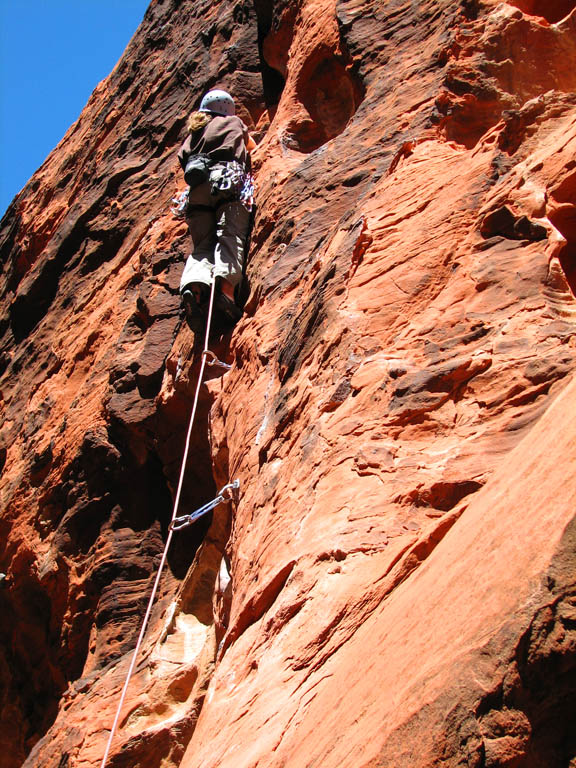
[
  {"left": 210, "top": 201, "right": 251, "bottom": 327},
  {"left": 213, "top": 200, "right": 251, "bottom": 290},
  {"left": 180, "top": 183, "right": 217, "bottom": 296}
]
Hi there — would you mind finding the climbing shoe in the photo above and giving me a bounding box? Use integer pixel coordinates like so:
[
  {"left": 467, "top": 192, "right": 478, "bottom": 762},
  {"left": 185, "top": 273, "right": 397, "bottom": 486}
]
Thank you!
[
  {"left": 184, "top": 282, "right": 210, "bottom": 306},
  {"left": 181, "top": 290, "right": 201, "bottom": 317},
  {"left": 181, "top": 282, "right": 211, "bottom": 315},
  {"left": 213, "top": 291, "right": 243, "bottom": 328},
  {"left": 181, "top": 286, "right": 208, "bottom": 334}
]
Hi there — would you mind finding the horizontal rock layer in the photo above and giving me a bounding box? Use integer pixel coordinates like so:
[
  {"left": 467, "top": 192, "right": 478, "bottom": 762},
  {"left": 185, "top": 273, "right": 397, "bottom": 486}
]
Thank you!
[{"left": 0, "top": 0, "right": 575, "bottom": 766}]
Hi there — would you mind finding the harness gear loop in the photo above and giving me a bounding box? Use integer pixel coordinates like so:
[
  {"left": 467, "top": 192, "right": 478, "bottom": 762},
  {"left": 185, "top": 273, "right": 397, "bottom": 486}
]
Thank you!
[
  {"left": 202, "top": 349, "right": 232, "bottom": 370},
  {"left": 169, "top": 479, "right": 240, "bottom": 531}
]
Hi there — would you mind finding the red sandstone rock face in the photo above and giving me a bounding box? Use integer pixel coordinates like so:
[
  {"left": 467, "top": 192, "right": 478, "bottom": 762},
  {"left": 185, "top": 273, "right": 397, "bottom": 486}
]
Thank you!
[{"left": 1, "top": 0, "right": 575, "bottom": 766}]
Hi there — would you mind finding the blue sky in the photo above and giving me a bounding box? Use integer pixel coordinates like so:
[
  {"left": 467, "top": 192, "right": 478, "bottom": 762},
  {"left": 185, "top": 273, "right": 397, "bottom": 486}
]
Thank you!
[{"left": 0, "top": 0, "right": 151, "bottom": 217}]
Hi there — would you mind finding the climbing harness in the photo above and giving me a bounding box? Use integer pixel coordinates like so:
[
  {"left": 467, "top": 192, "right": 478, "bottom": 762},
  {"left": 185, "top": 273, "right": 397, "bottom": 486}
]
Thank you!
[
  {"left": 210, "top": 160, "right": 244, "bottom": 196},
  {"left": 170, "top": 480, "right": 239, "bottom": 531},
  {"left": 171, "top": 160, "right": 255, "bottom": 222},
  {"left": 210, "top": 161, "right": 255, "bottom": 209},
  {"left": 100, "top": 279, "right": 238, "bottom": 768}
]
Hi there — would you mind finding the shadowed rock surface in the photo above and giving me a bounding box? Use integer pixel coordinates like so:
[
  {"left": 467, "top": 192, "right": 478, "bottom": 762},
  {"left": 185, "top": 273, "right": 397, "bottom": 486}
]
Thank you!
[{"left": 0, "top": 0, "right": 575, "bottom": 766}]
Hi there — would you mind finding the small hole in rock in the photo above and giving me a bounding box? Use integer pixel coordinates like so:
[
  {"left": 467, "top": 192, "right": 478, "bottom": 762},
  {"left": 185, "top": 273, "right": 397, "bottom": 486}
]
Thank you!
[{"left": 289, "top": 52, "right": 363, "bottom": 153}]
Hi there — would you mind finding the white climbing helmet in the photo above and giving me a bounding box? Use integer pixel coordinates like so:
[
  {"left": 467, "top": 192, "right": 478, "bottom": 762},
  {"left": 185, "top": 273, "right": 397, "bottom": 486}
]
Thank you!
[{"left": 199, "top": 89, "right": 235, "bottom": 116}]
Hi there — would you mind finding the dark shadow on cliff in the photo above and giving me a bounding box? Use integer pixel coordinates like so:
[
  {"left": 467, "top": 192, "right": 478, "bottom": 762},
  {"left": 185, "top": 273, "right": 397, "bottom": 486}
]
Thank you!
[
  {"left": 548, "top": 171, "right": 576, "bottom": 297},
  {"left": 0, "top": 351, "right": 219, "bottom": 762},
  {"left": 507, "top": 0, "right": 576, "bottom": 24},
  {"left": 475, "top": 516, "right": 576, "bottom": 767},
  {"left": 252, "top": 0, "right": 287, "bottom": 111}
]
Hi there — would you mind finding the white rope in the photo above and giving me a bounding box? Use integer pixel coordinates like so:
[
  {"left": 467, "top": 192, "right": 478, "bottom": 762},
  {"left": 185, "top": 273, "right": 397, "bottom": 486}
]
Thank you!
[{"left": 100, "top": 279, "right": 219, "bottom": 768}]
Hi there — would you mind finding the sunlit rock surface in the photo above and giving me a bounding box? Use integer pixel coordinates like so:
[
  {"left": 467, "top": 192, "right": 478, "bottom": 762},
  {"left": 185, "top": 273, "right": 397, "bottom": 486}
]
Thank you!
[{"left": 0, "top": 0, "right": 575, "bottom": 766}]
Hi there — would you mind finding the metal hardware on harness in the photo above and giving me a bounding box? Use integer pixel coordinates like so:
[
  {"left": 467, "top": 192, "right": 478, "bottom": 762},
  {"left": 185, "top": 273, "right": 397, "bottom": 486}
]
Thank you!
[
  {"left": 202, "top": 349, "right": 232, "bottom": 370},
  {"left": 169, "top": 480, "right": 240, "bottom": 531}
]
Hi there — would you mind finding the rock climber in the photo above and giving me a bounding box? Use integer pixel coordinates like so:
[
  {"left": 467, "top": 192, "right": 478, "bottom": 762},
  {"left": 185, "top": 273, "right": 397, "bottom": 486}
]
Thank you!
[{"left": 177, "top": 89, "right": 256, "bottom": 333}]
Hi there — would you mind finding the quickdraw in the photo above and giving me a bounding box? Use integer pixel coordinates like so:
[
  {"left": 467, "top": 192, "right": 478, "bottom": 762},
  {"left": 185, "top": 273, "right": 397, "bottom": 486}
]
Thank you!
[
  {"left": 170, "top": 480, "right": 240, "bottom": 531},
  {"left": 202, "top": 349, "right": 232, "bottom": 370}
]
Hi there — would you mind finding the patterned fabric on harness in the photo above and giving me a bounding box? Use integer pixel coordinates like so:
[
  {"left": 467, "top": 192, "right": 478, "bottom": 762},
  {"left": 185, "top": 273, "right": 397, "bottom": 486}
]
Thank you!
[{"left": 210, "top": 161, "right": 255, "bottom": 210}]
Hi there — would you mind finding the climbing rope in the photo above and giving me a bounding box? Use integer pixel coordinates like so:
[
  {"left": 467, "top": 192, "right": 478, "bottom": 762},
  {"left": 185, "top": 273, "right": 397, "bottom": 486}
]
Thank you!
[{"left": 100, "top": 278, "right": 236, "bottom": 768}]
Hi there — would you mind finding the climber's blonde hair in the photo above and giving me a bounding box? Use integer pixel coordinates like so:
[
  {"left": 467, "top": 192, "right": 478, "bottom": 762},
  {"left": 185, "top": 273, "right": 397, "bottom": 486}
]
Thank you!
[{"left": 187, "top": 110, "right": 212, "bottom": 133}]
